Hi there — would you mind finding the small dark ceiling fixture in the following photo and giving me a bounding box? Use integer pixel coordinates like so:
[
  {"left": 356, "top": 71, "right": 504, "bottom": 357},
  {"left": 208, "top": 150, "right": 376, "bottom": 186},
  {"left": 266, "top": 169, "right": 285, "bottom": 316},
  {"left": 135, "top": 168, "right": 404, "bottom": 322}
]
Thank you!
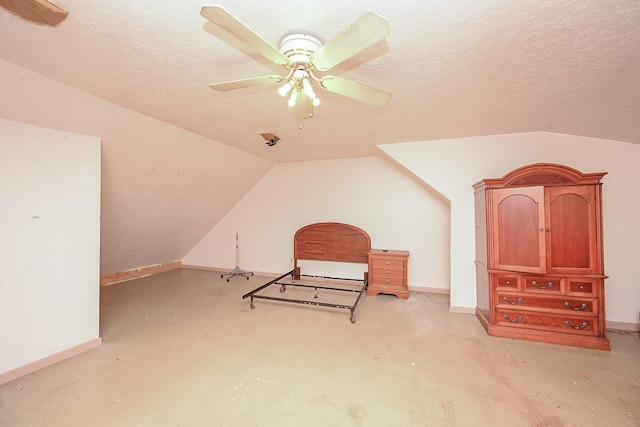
[{"left": 261, "top": 133, "right": 280, "bottom": 147}]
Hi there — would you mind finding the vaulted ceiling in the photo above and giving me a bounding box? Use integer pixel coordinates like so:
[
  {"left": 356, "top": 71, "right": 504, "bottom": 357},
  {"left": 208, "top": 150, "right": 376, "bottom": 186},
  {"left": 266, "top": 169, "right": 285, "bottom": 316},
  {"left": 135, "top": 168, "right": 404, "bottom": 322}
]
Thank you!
[{"left": 1, "top": 0, "right": 639, "bottom": 163}]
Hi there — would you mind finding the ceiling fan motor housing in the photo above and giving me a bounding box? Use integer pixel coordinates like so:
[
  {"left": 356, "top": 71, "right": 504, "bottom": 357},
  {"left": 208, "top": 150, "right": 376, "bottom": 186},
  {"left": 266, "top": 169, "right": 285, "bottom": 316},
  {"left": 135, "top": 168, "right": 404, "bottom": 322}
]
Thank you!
[{"left": 279, "top": 34, "right": 322, "bottom": 66}]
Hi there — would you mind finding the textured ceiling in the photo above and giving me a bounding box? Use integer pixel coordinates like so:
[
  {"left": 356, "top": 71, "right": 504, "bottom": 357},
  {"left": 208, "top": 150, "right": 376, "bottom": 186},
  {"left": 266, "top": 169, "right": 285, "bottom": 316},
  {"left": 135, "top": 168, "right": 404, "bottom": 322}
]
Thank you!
[{"left": 1, "top": 0, "right": 639, "bottom": 163}]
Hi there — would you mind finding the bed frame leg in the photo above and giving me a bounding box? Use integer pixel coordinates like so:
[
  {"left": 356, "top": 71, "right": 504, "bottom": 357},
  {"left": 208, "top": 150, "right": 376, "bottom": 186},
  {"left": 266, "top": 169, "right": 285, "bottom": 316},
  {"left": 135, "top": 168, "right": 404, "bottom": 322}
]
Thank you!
[{"left": 250, "top": 296, "right": 255, "bottom": 309}]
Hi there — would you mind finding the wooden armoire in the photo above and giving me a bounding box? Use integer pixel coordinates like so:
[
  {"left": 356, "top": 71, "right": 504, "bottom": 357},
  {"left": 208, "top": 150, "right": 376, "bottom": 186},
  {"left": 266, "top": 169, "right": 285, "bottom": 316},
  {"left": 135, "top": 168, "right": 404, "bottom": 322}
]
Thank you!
[{"left": 474, "top": 163, "right": 610, "bottom": 350}]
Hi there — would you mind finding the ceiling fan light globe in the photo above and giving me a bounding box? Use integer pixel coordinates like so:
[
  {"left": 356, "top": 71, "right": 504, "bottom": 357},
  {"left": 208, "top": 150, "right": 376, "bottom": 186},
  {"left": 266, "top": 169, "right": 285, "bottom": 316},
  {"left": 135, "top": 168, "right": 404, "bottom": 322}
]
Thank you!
[
  {"left": 302, "top": 78, "right": 315, "bottom": 98},
  {"left": 278, "top": 81, "right": 293, "bottom": 96},
  {"left": 288, "top": 91, "right": 297, "bottom": 107}
]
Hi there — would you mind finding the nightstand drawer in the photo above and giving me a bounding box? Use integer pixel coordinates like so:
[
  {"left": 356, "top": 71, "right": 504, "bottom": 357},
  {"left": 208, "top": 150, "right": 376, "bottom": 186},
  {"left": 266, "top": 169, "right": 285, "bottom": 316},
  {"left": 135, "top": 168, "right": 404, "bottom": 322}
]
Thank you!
[
  {"left": 371, "top": 257, "right": 405, "bottom": 270},
  {"left": 370, "top": 276, "right": 405, "bottom": 288},
  {"left": 371, "top": 267, "right": 404, "bottom": 278}
]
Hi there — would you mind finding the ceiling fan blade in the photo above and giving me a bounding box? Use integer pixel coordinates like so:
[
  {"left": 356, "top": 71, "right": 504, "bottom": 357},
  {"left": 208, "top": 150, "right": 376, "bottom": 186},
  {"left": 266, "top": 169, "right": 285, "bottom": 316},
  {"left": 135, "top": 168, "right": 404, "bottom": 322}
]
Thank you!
[
  {"left": 310, "top": 12, "right": 390, "bottom": 71},
  {"left": 294, "top": 92, "right": 314, "bottom": 120},
  {"left": 210, "top": 75, "right": 284, "bottom": 91},
  {"left": 319, "top": 76, "right": 391, "bottom": 106},
  {"left": 200, "top": 6, "right": 288, "bottom": 66},
  {"left": 0, "top": 0, "right": 68, "bottom": 26}
]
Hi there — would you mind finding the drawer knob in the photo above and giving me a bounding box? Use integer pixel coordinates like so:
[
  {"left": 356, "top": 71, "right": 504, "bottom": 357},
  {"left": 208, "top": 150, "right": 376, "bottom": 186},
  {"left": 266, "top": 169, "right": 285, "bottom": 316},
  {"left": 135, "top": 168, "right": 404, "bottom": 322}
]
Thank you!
[
  {"left": 531, "top": 280, "right": 553, "bottom": 289},
  {"left": 386, "top": 261, "right": 390, "bottom": 265},
  {"left": 579, "top": 285, "right": 585, "bottom": 290},
  {"left": 503, "top": 296, "right": 523, "bottom": 305},
  {"left": 565, "top": 320, "right": 588, "bottom": 330},
  {"left": 385, "top": 271, "right": 390, "bottom": 275},
  {"left": 503, "top": 314, "right": 524, "bottom": 323},
  {"left": 564, "top": 302, "right": 587, "bottom": 311},
  {"left": 506, "top": 281, "right": 510, "bottom": 285}
]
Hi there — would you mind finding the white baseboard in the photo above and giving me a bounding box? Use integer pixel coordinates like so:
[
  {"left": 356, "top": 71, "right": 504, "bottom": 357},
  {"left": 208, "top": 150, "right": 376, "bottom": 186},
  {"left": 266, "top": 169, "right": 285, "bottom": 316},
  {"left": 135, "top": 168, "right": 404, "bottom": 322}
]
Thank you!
[
  {"left": 409, "top": 285, "right": 450, "bottom": 294},
  {"left": 0, "top": 337, "right": 102, "bottom": 385},
  {"left": 449, "top": 306, "right": 476, "bottom": 314},
  {"left": 180, "top": 264, "right": 222, "bottom": 272},
  {"left": 606, "top": 320, "right": 639, "bottom": 332}
]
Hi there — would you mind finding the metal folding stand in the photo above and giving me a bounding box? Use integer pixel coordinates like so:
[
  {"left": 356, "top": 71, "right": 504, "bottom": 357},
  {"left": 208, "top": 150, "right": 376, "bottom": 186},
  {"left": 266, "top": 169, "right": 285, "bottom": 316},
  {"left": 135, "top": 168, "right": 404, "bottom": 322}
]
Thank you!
[{"left": 221, "top": 232, "right": 253, "bottom": 282}]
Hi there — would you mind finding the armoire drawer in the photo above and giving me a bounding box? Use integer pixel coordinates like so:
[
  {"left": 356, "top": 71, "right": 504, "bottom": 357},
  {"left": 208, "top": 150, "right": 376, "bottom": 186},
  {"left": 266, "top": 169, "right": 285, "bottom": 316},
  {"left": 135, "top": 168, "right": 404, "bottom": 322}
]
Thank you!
[
  {"left": 496, "top": 309, "right": 598, "bottom": 336},
  {"left": 496, "top": 292, "right": 597, "bottom": 315},
  {"left": 523, "top": 276, "right": 563, "bottom": 293},
  {"left": 495, "top": 274, "right": 520, "bottom": 290},
  {"left": 567, "top": 278, "right": 599, "bottom": 296}
]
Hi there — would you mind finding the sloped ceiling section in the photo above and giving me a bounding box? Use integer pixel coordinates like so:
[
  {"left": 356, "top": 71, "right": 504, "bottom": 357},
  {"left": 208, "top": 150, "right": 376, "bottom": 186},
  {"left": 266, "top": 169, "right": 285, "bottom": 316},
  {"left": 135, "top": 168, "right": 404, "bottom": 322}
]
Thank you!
[
  {"left": 0, "top": 59, "right": 273, "bottom": 275},
  {"left": 0, "top": 0, "right": 639, "bottom": 164}
]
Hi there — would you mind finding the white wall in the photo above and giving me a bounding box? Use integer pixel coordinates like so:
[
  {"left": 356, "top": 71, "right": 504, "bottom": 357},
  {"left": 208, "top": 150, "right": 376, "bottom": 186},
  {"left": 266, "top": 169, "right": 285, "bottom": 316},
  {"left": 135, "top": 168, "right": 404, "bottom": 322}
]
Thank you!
[
  {"left": 380, "top": 131, "right": 640, "bottom": 325},
  {"left": 0, "top": 118, "right": 101, "bottom": 378},
  {"left": 184, "top": 156, "right": 450, "bottom": 291}
]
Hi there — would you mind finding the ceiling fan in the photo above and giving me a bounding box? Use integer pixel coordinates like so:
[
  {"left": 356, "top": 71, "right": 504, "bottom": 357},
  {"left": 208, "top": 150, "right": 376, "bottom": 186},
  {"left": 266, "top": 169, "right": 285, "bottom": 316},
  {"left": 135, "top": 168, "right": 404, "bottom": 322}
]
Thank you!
[{"left": 200, "top": 6, "right": 391, "bottom": 119}]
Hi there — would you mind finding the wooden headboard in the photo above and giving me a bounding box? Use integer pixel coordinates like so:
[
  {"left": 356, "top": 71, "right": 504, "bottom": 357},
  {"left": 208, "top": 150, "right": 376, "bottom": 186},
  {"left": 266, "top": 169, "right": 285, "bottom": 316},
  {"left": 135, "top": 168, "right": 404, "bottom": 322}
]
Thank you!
[{"left": 294, "top": 222, "right": 371, "bottom": 268}]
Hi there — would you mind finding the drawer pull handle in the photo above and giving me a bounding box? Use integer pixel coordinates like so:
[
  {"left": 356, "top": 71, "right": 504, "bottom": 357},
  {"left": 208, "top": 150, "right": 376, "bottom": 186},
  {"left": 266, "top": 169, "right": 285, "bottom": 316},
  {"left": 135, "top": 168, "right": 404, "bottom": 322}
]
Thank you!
[
  {"left": 579, "top": 285, "right": 585, "bottom": 290},
  {"left": 505, "top": 281, "right": 510, "bottom": 285},
  {"left": 564, "top": 302, "right": 587, "bottom": 311},
  {"left": 503, "top": 296, "right": 523, "bottom": 305},
  {"left": 386, "top": 261, "right": 390, "bottom": 265},
  {"left": 565, "top": 321, "right": 588, "bottom": 330},
  {"left": 385, "top": 271, "right": 390, "bottom": 275},
  {"left": 531, "top": 280, "right": 553, "bottom": 289},
  {"left": 503, "top": 314, "right": 524, "bottom": 323}
]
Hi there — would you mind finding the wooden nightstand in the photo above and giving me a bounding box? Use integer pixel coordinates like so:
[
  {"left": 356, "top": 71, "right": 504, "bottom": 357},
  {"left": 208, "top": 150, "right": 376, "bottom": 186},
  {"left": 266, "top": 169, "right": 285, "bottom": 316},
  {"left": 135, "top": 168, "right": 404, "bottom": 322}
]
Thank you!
[{"left": 367, "top": 249, "right": 409, "bottom": 299}]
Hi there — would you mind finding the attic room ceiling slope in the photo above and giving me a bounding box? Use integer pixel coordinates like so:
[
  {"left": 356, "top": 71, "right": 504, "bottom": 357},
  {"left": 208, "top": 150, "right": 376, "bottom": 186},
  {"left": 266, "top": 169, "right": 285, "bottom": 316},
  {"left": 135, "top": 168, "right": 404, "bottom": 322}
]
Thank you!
[{"left": 0, "top": 0, "right": 639, "bottom": 163}]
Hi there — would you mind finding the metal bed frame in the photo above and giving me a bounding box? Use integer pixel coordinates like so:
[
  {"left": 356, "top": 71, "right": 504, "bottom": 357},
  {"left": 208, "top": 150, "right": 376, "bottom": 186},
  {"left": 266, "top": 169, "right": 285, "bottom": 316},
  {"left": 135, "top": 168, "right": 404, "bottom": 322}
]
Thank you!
[{"left": 242, "top": 222, "right": 371, "bottom": 323}]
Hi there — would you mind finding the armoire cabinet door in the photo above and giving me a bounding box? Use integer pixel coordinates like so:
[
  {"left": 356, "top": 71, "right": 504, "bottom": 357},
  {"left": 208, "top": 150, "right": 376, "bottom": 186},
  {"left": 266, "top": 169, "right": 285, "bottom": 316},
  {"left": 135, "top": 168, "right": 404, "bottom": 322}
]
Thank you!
[
  {"left": 545, "top": 185, "right": 599, "bottom": 274},
  {"left": 492, "top": 186, "right": 545, "bottom": 273}
]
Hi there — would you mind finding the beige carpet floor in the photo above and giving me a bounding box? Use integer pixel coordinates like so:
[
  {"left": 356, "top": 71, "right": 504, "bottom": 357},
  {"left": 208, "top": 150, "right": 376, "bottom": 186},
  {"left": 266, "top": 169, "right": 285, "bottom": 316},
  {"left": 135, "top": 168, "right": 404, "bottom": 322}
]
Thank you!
[{"left": 1, "top": 268, "right": 638, "bottom": 426}]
